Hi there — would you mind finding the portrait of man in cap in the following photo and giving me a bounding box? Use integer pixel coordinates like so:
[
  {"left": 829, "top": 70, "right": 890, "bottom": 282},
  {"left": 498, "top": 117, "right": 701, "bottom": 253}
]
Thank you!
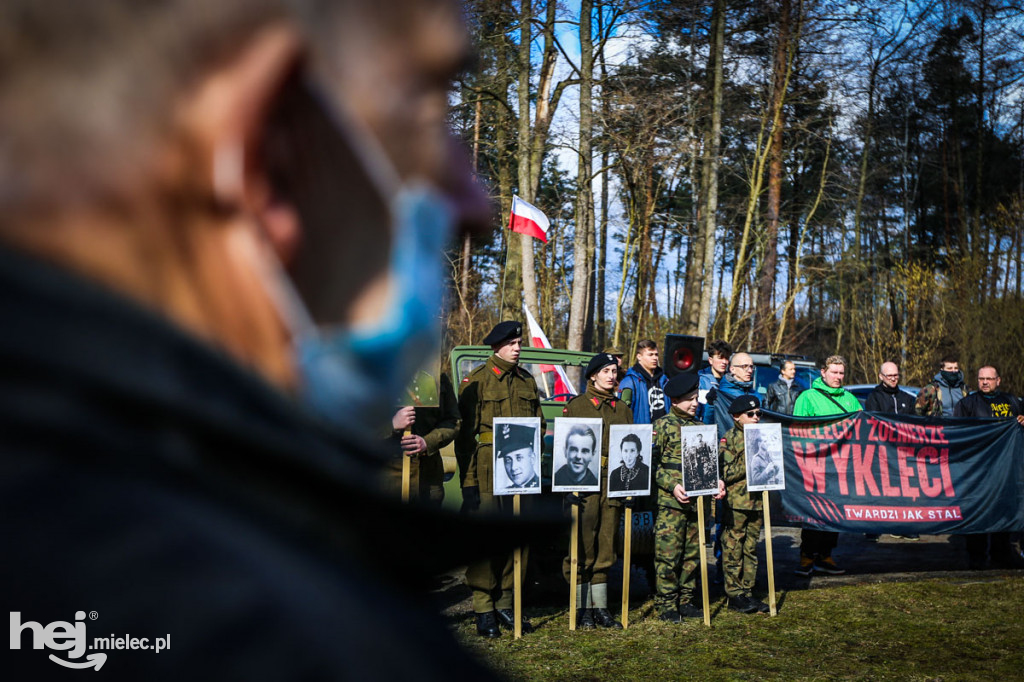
[
  {"left": 744, "top": 423, "right": 785, "bottom": 491},
  {"left": 492, "top": 418, "right": 541, "bottom": 494}
]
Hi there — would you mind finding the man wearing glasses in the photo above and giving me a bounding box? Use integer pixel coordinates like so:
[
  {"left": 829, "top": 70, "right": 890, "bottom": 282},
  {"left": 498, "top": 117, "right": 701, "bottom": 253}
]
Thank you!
[
  {"left": 865, "top": 362, "right": 916, "bottom": 415},
  {"left": 864, "top": 362, "right": 917, "bottom": 540},
  {"left": 954, "top": 366, "right": 1024, "bottom": 569},
  {"left": 792, "top": 355, "right": 861, "bottom": 577},
  {"left": 712, "top": 352, "right": 758, "bottom": 438}
]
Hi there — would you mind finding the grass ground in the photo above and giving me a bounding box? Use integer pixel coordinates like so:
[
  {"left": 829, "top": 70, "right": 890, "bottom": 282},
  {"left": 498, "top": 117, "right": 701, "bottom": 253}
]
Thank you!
[{"left": 451, "top": 575, "right": 1024, "bottom": 681}]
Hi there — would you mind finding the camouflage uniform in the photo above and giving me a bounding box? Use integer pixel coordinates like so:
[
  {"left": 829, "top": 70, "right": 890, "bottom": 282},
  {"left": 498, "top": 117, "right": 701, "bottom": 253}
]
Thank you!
[
  {"left": 383, "top": 373, "right": 460, "bottom": 504},
  {"left": 719, "top": 425, "right": 763, "bottom": 599},
  {"left": 456, "top": 354, "right": 544, "bottom": 614},
  {"left": 560, "top": 385, "right": 633, "bottom": 596},
  {"left": 651, "top": 408, "right": 703, "bottom": 615}
]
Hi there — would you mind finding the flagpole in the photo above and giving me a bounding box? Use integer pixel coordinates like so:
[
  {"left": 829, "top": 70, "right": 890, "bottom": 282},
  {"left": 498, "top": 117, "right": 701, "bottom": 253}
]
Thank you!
[{"left": 499, "top": 200, "right": 513, "bottom": 316}]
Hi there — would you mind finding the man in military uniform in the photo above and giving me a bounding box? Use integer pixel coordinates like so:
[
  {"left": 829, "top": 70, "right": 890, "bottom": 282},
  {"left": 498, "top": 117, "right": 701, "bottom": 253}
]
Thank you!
[
  {"left": 456, "top": 321, "right": 545, "bottom": 637},
  {"left": 652, "top": 373, "right": 725, "bottom": 623},
  {"left": 560, "top": 353, "right": 633, "bottom": 629},
  {"left": 720, "top": 395, "right": 770, "bottom": 614},
  {"left": 497, "top": 422, "right": 541, "bottom": 490},
  {"left": 386, "top": 372, "right": 460, "bottom": 504}
]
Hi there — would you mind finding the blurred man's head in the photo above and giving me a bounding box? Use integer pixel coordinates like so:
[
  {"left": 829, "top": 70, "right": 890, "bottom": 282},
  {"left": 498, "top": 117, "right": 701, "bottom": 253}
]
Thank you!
[
  {"left": 564, "top": 425, "right": 597, "bottom": 481},
  {"left": 780, "top": 360, "right": 796, "bottom": 381},
  {"left": 879, "top": 362, "right": 900, "bottom": 389},
  {"left": 0, "top": 0, "right": 484, "bottom": 394}
]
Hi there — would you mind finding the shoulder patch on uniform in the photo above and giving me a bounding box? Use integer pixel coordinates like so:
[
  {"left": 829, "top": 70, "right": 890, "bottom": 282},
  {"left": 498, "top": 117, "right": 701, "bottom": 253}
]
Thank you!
[
  {"left": 562, "top": 407, "right": 569, "bottom": 415},
  {"left": 720, "top": 437, "right": 727, "bottom": 444},
  {"left": 462, "top": 377, "right": 471, "bottom": 383}
]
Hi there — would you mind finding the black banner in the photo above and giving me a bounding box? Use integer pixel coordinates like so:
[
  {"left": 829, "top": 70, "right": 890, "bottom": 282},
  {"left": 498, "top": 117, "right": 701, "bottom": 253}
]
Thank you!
[{"left": 767, "top": 411, "right": 1024, "bottom": 535}]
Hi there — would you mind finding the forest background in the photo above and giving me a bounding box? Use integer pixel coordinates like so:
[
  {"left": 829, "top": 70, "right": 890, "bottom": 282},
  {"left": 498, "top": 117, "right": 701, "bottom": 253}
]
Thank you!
[{"left": 443, "top": 0, "right": 1024, "bottom": 391}]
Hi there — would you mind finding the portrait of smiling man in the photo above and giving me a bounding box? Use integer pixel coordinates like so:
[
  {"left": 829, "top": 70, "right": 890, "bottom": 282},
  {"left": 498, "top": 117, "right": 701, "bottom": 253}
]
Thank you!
[{"left": 554, "top": 423, "right": 601, "bottom": 489}]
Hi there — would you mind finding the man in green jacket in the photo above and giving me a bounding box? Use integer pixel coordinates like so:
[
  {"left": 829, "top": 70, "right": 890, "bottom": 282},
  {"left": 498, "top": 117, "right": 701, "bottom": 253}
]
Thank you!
[{"left": 792, "top": 355, "right": 861, "bottom": 577}]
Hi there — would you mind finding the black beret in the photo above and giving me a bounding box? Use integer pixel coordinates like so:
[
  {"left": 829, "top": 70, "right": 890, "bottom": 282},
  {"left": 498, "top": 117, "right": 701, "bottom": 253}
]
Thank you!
[
  {"left": 728, "top": 394, "right": 761, "bottom": 415},
  {"left": 483, "top": 320, "right": 523, "bottom": 346},
  {"left": 664, "top": 373, "right": 699, "bottom": 399},
  {"left": 585, "top": 352, "right": 618, "bottom": 379},
  {"left": 496, "top": 423, "right": 535, "bottom": 456}
]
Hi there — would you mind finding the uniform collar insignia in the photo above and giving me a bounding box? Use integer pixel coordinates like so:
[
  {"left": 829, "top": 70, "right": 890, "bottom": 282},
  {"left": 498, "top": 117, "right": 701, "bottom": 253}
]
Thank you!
[
  {"left": 491, "top": 365, "right": 503, "bottom": 377},
  {"left": 591, "top": 397, "right": 601, "bottom": 408}
]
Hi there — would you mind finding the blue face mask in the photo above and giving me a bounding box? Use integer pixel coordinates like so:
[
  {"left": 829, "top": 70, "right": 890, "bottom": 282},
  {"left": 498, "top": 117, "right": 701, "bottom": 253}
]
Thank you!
[
  {"left": 262, "top": 80, "right": 455, "bottom": 433},
  {"left": 294, "top": 185, "right": 452, "bottom": 432}
]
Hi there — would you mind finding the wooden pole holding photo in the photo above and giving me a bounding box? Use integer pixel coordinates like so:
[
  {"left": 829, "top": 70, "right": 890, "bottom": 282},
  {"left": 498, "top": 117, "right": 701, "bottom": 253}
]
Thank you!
[
  {"left": 513, "top": 494, "right": 523, "bottom": 638},
  {"left": 621, "top": 501, "right": 632, "bottom": 629},
  {"left": 569, "top": 500, "right": 579, "bottom": 630},
  {"left": 697, "top": 498, "right": 711, "bottom": 627},
  {"left": 762, "top": 490, "right": 777, "bottom": 616},
  {"left": 400, "top": 429, "right": 412, "bottom": 503}
]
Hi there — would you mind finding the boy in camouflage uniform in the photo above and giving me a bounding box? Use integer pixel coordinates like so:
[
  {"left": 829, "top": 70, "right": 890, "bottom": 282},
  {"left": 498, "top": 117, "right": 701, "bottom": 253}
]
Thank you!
[
  {"left": 652, "top": 373, "right": 725, "bottom": 623},
  {"left": 720, "top": 395, "right": 770, "bottom": 614}
]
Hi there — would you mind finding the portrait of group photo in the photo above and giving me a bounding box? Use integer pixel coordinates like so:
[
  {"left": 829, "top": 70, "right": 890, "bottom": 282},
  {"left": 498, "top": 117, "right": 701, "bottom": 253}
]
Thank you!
[
  {"left": 552, "top": 418, "right": 603, "bottom": 493},
  {"left": 679, "top": 425, "right": 719, "bottom": 497},
  {"left": 744, "top": 422, "right": 785, "bottom": 492},
  {"left": 492, "top": 417, "right": 543, "bottom": 495},
  {"left": 606, "top": 424, "right": 653, "bottom": 498}
]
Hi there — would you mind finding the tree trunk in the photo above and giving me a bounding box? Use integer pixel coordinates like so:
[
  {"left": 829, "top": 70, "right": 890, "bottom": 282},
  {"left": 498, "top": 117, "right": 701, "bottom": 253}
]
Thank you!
[
  {"left": 567, "top": 0, "right": 593, "bottom": 352},
  {"left": 755, "top": 0, "right": 792, "bottom": 347}
]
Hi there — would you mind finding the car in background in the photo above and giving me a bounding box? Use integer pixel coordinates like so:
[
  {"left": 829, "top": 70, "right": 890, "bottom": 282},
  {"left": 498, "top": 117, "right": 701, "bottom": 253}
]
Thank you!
[{"left": 846, "top": 383, "right": 921, "bottom": 408}]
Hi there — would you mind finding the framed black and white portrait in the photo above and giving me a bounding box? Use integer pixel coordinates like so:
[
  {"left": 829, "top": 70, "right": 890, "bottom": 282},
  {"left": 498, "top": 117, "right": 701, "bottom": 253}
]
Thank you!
[
  {"left": 492, "top": 417, "right": 542, "bottom": 495},
  {"left": 679, "top": 424, "right": 719, "bottom": 497},
  {"left": 551, "top": 417, "right": 603, "bottom": 493},
  {"left": 744, "top": 422, "right": 785, "bottom": 492},
  {"left": 607, "top": 424, "right": 652, "bottom": 498}
]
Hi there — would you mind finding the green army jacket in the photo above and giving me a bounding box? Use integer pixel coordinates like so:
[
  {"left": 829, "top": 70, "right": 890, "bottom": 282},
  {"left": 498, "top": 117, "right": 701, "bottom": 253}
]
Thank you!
[
  {"left": 455, "top": 354, "right": 544, "bottom": 494},
  {"left": 385, "top": 373, "right": 461, "bottom": 490},
  {"left": 720, "top": 425, "right": 761, "bottom": 511},
  {"left": 652, "top": 409, "right": 700, "bottom": 511},
  {"left": 561, "top": 384, "right": 633, "bottom": 504}
]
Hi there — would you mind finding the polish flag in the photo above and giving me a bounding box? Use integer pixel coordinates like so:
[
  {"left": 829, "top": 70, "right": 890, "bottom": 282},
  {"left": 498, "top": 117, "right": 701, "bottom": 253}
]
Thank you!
[
  {"left": 523, "top": 304, "right": 576, "bottom": 400},
  {"left": 508, "top": 196, "right": 550, "bottom": 243}
]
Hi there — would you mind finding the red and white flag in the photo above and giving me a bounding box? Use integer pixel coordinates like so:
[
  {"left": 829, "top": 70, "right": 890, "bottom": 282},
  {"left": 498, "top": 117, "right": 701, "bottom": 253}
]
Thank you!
[
  {"left": 508, "top": 196, "right": 550, "bottom": 243},
  {"left": 523, "top": 304, "right": 576, "bottom": 400}
]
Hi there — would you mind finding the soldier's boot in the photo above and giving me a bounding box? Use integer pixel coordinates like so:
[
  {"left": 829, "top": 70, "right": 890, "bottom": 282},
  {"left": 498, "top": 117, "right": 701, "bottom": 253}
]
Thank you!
[
  {"left": 576, "top": 609, "right": 595, "bottom": 630},
  {"left": 590, "top": 583, "right": 623, "bottom": 629},
  {"left": 678, "top": 603, "right": 704, "bottom": 619},
  {"left": 746, "top": 595, "right": 770, "bottom": 613},
  {"left": 495, "top": 608, "right": 534, "bottom": 634},
  {"left": 727, "top": 595, "right": 758, "bottom": 614},
  {"left": 475, "top": 611, "right": 501, "bottom": 638}
]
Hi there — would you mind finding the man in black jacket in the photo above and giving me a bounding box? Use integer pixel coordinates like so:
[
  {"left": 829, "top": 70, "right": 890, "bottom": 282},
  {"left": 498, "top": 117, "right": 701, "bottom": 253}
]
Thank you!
[
  {"left": 765, "top": 360, "right": 803, "bottom": 415},
  {"left": 865, "top": 362, "right": 916, "bottom": 415},
  {"left": 954, "top": 366, "right": 1024, "bottom": 569}
]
